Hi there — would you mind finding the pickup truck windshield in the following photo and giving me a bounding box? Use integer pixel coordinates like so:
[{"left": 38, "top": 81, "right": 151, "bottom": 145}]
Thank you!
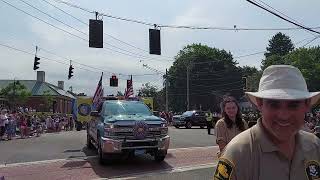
[{"left": 103, "top": 102, "right": 152, "bottom": 116}]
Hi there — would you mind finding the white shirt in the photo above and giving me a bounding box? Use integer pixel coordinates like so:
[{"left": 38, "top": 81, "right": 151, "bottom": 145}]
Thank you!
[{"left": 0, "top": 114, "right": 7, "bottom": 127}]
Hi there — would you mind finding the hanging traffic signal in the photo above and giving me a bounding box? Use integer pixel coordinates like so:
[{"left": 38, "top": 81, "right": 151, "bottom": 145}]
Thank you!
[
  {"left": 242, "top": 77, "right": 247, "bottom": 90},
  {"left": 110, "top": 75, "right": 118, "bottom": 87},
  {"left": 89, "top": 19, "right": 103, "bottom": 48},
  {"left": 68, "top": 65, "right": 74, "bottom": 79},
  {"left": 149, "top": 28, "right": 161, "bottom": 55},
  {"left": 33, "top": 56, "right": 40, "bottom": 70}
]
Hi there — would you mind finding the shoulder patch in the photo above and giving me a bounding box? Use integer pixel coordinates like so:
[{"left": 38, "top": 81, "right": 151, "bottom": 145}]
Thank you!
[
  {"left": 305, "top": 160, "right": 320, "bottom": 180},
  {"left": 214, "top": 158, "right": 234, "bottom": 180}
]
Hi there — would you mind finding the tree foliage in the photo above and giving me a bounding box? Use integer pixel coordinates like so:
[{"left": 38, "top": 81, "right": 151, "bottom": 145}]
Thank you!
[
  {"left": 0, "top": 81, "right": 31, "bottom": 108},
  {"left": 138, "top": 83, "right": 158, "bottom": 97},
  {"left": 283, "top": 47, "right": 320, "bottom": 91},
  {"left": 261, "top": 32, "right": 294, "bottom": 70},
  {"left": 167, "top": 43, "right": 243, "bottom": 112},
  {"left": 137, "top": 83, "right": 165, "bottom": 111},
  {"left": 42, "top": 90, "right": 54, "bottom": 112},
  {"left": 240, "top": 66, "right": 261, "bottom": 92}
]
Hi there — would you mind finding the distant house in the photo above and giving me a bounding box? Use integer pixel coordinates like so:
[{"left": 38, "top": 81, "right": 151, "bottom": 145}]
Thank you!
[{"left": 0, "top": 71, "right": 75, "bottom": 113}]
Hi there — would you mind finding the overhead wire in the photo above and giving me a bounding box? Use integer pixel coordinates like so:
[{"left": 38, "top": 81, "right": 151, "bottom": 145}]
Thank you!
[
  {"left": 53, "top": 0, "right": 320, "bottom": 31},
  {"left": 246, "top": 0, "right": 320, "bottom": 35},
  {"left": 255, "top": 0, "right": 317, "bottom": 37},
  {"left": 17, "top": 0, "right": 173, "bottom": 62},
  {"left": 40, "top": 0, "right": 174, "bottom": 61},
  {"left": 1, "top": 0, "right": 173, "bottom": 65}
]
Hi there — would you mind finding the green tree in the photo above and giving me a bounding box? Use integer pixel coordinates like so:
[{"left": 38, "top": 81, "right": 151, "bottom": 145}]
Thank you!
[
  {"left": 167, "top": 43, "right": 243, "bottom": 112},
  {"left": 43, "top": 90, "right": 54, "bottom": 112},
  {"left": 0, "top": 81, "right": 31, "bottom": 109},
  {"left": 284, "top": 47, "right": 320, "bottom": 91},
  {"left": 240, "top": 66, "right": 261, "bottom": 91},
  {"left": 138, "top": 83, "right": 158, "bottom": 97},
  {"left": 261, "top": 32, "right": 294, "bottom": 70},
  {"left": 137, "top": 83, "right": 165, "bottom": 111}
]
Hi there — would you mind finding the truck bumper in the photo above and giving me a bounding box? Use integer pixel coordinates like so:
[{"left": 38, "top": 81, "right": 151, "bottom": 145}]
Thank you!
[{"left": 100, "top": 135, "right": 170, "bottom": 153}]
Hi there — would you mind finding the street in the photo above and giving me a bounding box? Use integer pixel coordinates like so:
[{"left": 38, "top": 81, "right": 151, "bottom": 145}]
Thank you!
[{"left": 0, "top": 127, "right": 219, "bottom": 180}]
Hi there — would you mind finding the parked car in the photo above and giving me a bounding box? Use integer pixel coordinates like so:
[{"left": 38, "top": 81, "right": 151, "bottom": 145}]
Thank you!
[
  {"left": 87, "top": 100, "right": 170, "bottom": 164},
  {"left": 172, "top": 110, "right": 207, "bottom": 129}
]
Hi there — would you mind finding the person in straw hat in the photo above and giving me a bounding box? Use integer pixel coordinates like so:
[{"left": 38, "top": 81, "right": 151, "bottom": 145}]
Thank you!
[{"left": 213, "top": 65, "right": 320, "bottom": 180}]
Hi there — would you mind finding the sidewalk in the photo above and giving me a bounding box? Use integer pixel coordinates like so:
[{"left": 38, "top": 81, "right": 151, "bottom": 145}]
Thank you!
[{"left": 0, "top": 146, "right": 219, "bottom": 180}]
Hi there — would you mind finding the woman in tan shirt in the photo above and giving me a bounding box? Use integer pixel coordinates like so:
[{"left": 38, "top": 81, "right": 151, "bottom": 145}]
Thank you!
[{"left": 215, "top": 96, "right": 248, "bottom": 154}]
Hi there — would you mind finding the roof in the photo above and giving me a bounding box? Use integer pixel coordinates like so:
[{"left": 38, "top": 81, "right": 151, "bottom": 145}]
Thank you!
[{"left": 0, "top": 80, "right": 75, "bottom": 99}]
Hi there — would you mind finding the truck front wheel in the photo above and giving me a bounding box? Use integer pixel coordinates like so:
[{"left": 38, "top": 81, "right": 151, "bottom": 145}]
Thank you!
[{"left": 154, "top": 150, "right": 167, "bottom": 162}]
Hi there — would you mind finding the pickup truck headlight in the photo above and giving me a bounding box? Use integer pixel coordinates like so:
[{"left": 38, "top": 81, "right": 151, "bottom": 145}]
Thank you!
[
  {"left": 160, "top": 123, "right": 168, "bottom": 135},
  {"left": 104, "top": 123, "right": 115, "bottom": 137}
]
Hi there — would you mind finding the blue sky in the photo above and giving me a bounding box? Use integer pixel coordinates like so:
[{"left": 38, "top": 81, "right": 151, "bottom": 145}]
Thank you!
[{"left": 0, "top": 0, "right": 319, "bottom": 96}]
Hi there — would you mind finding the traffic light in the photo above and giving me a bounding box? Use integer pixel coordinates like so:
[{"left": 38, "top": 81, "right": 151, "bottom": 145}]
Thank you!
[
  {"left": 149, "top": 28, "right": 161, "bottom": 55},
  {"left": 68, "top": 65, "right": 74, "bottom": 79},
  {"left": 110, "top": 75, "right": 118, "bottom": 87},
  {"left": 33, "top": 56, "right": 40, "bottom": 70},
  {"left": 89, "top": 19, "right": 103, "bottom": 48},
  {"left": 242, "top": 77, "right": 247, "bottom": 90}
]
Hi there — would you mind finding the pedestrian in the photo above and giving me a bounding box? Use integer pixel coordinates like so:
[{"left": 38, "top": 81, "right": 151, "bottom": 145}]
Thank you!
[
  {"left": 20, "top": 115, "right": 27, "bottom": 139},
  {"left": 205, "top": 110, "right": 213, "bottom": 134},
  {"left": 214, "top": 96, "right": 248, "bottom": 156},
  {"left": 214, "top": 65, "right": 320, "bottom": 180},
  {"left": 0, "top": 109, "right": 7, "bottom": 140},
  {"left": 6, "top": 115, "right": 15, "bottom": 140}
]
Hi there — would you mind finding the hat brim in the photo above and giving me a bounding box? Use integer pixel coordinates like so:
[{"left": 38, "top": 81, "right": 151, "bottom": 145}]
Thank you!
[{"left": 245, "top": 89, "right": 320, "bottom": 107}]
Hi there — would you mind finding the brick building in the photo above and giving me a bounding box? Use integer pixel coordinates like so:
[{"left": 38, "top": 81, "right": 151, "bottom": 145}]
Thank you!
[{"left": 0, "top": 71, "right": 75, "bottom": 113}]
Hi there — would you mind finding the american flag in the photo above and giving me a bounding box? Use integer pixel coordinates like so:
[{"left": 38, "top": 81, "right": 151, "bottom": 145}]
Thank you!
[
  {"left": 93, "top": 73, "right": 104, "bottom": 109},
  {"left": 124, "top": 75, "right": 133, "bottom": 99}
]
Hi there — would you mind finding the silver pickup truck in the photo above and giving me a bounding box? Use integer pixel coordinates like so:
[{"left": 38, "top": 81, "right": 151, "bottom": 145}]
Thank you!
[{"left": 87, "top": 100, "right": 170, "bottom": 164}]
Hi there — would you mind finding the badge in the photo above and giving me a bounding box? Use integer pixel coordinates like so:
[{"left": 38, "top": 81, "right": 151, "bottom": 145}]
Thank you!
[
  {"left": 214, "top": 158, "right": 234, "bottom": 180},
  {"left": 305, "top": 160, "right": 320, "bottom": 180}
]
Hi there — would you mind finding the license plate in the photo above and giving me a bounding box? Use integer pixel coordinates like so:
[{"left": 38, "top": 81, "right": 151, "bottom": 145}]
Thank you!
[{"left": 134, "top": 149, "right": 146, "bottom": 156}]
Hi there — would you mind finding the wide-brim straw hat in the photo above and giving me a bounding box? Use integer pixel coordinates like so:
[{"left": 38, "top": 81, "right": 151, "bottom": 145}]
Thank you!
[{"left": 245, "top": 65, "right": 320, "bottom": 107}]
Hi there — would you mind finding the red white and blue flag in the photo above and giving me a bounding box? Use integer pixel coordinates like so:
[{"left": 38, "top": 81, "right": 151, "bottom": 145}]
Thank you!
[
  {"left": 93, "top": 73, "right": 104, "bottom": 109},
  {"left": 124, "top": 75, "right": 133, "bottom": 99}
]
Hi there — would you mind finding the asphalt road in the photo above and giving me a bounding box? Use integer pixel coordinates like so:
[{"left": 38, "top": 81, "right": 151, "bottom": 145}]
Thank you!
[{"left": 0, "top": 127, "right": 217, "bottom": 165}]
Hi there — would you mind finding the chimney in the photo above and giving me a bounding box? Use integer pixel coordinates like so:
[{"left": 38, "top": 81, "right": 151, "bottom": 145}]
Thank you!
[
  {"left": 37, "top": 71, "right": 45, "bottom": 82},
  {"left": 58, "top": 81, "right": 64, "bottom": 90}
]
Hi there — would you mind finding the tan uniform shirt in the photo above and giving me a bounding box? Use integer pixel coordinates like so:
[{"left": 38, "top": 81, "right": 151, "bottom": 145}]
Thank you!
[
  {"left": 214, "top": 118, "right": 248, "bottom": 144},
  {"left": 214, "top": 119, "right": 320, "bottom": 180}
]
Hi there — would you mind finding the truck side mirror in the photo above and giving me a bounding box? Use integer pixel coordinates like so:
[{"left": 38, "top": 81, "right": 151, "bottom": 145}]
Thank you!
[{"left": 90, "top": 111, "right": 100, "bottom": 117}]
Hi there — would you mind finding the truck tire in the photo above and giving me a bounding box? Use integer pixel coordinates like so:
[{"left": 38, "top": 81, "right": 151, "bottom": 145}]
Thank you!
[
  {"left": 76, "top": 121, "right": 82, "bottom": 131},
  {"left": 86, "top": 131, "right": 94, "bottom": 149},
  {"left": 154, "top": 150, "right": 167, "bottom": 162},
  {"left": 97, "top": 136, "right": 106, "bottom": 165},
  {"left": 185, "top": 121, "right": 192, "bottom": 129}
]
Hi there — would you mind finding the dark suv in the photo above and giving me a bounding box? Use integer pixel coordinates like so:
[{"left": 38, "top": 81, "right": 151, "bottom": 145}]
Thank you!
[{"left": 172, "top": 110, "right": 207, "bottom": 129}]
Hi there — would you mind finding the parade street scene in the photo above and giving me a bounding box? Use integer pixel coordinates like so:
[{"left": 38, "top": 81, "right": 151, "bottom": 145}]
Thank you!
[{"left": 0, "top": 0, "right": 320, "bottom": 180}]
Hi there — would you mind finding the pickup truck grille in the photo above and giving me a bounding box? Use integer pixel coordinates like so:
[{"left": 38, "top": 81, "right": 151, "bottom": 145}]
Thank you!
[
  {"left": 114, "top": 130, "right": 161, "bottom": 138},
  {"left": 122, "top": 141, "right": 158, "bottom": 148}
]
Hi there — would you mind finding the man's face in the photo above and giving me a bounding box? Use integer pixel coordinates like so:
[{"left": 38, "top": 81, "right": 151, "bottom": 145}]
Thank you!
[{"left": 257, "top": 98, "right": 310, "bottom": 143}]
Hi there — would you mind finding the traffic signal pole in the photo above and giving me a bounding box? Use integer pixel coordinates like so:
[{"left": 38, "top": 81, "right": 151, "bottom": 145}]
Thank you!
[
  {"left": 187, "top": 65, "right": 190, "bottom": 111},
  {"left": 165, "top": 69, "right": 168, "bottom": 112}
]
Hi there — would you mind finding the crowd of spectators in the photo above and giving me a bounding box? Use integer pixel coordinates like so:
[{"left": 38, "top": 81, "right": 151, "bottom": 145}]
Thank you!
[{"left": 0, "top": 108, "right": 74, "bottom": 141}]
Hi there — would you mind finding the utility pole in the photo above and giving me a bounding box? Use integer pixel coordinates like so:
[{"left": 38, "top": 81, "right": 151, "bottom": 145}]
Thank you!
[
  {"left": 13, "top": 78, "right": 16, "bottom": 111},
  {"left": 165, "top": 69, "right": 168, "bottom": 112},
  {"left": 187, "top": 65, "right": 190, "bottom": 111}
]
